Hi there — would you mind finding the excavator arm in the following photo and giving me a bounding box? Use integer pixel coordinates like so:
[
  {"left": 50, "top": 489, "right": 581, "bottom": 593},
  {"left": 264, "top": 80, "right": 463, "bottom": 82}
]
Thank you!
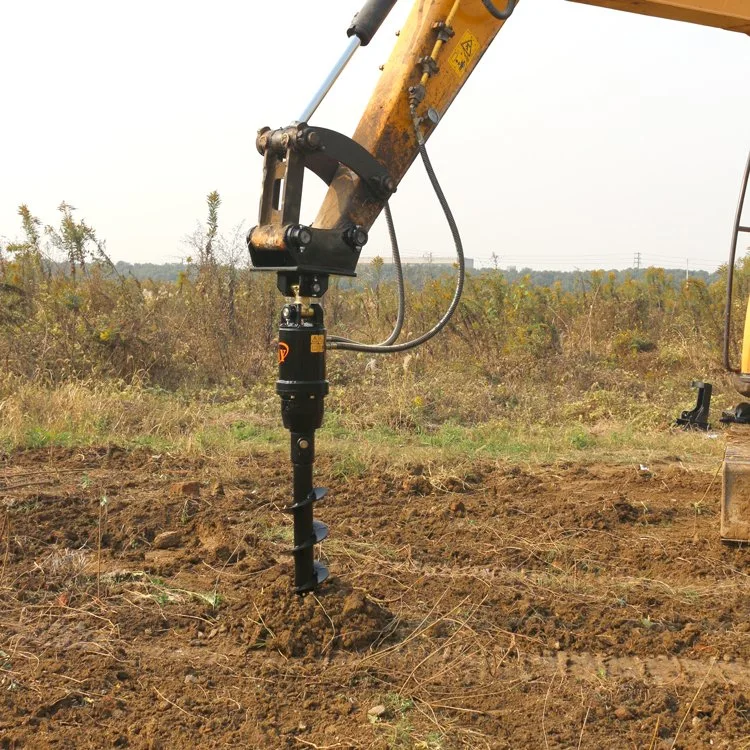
[
  {"left": 570, "top": 0, "right": 750, "bottom": 34},
  {"left": 314, "top": 0, "right": 750, "bottom": 236},
  {"left": 250, "top": 0, "right": 749, "bottom": 274},
  {"left": 315, "top": 0, "right": 510, "bottom": 233}
]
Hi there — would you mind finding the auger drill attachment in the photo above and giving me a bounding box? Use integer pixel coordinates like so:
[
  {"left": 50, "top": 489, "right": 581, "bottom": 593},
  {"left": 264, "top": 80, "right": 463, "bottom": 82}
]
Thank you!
[
  {"left": 247, "top": 116, "right": 395, "bottom": 594},
  {"left": 276, "top": 272, "right": 330, "bottom": 593}
]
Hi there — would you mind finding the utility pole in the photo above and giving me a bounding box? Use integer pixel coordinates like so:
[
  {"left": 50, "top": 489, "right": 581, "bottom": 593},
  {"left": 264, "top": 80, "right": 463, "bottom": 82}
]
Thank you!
[
  {"left": 634, "top": 251, "right": 641, "bottom": 271},
  {"left": 686, "top": 258, "right": 689, "bottom": 281}
]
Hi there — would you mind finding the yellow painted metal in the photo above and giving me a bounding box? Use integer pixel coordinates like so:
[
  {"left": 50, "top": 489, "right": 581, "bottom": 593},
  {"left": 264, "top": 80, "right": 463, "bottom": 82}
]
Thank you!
[
  {"left": 722, "top": 430, "right": 750, "bottom": 541},
  {"left": 742, "top": 296, "right": 750, "bottom": 374},
  {"left": 313, "top": 0, "right": 748, "bottom": 235},
  {"left": 569, "top": 0, "right": 750, "bottom": 33},
  {"left": 314, "top": 0, "right": 510, "bottom": 232}
]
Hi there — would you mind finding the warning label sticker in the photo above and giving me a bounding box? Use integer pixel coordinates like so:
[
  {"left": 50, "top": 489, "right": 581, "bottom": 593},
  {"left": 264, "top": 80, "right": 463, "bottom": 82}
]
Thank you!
[
  {"left": 278, "top": 342, "right": 290, "bottom": 364},
  {"left": 448, "top": 29, "right": 480, "bottom": 78},
  {"left": 310, "top": 334, "right": 325, "bottom": 353}
]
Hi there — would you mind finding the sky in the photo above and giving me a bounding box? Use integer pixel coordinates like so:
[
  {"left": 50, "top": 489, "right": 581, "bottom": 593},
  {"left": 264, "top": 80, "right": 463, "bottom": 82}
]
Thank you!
[{"left": 1, "top": 0, "right": 749, "bottom": 272}]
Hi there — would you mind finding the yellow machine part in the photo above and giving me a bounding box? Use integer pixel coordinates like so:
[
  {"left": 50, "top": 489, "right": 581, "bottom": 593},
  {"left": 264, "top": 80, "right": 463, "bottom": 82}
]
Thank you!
[
  {"left": 314, "top": 0, "right": 748, "bottom": 235},
  {"left": 722, "top": 435, "right": 750, "bottom": 541},
  {"left": 307, "top": 0, "right": 750, "bottom": 541},
  {"left": 742, "top": 295, "right": 750, "bottom": 375},
  {"left": 570, "top": 0, "right": 750, "bottom": 33},
  {"left": 725, "top": 299, "right": 750, "bottom": 542},
  {"left": 315, "top": 0, "right": 511, "bottom": 233}
]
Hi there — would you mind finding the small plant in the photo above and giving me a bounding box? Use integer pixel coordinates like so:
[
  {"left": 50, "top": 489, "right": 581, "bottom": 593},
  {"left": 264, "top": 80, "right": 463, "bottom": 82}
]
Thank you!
[
  {"left": 386, "top": 692, "right": 415, "bottom": 715},
  {"left": 330, "top": 453, "right": 368, "bottom": 479}
]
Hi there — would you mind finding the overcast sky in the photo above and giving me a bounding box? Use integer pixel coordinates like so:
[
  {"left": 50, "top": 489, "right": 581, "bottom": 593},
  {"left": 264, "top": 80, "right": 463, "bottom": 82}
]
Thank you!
[{"left": 1, "top": 0, "right": 748, "bottom": 271}]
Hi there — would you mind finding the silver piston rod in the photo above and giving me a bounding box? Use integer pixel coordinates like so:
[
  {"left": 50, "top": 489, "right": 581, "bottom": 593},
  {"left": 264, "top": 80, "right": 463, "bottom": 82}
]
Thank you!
[
  {"left": 297, "top": 0, "right": 398, "bottom": 123},
  {"left": 298, "top": 36, "right": 361, "bottom": 123}
]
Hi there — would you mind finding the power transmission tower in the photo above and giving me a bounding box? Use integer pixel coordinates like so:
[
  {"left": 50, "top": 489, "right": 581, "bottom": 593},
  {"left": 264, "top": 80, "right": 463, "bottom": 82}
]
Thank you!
[{"left": 634, "top": 252, "right": 641, "bottom": 270}]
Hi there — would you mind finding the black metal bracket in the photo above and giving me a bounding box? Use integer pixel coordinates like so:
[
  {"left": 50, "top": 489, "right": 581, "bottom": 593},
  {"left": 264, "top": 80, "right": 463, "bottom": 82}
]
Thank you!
[
  {"left": 721, "top": 402, "right": 750, "bottom": 425},
  {"left": 247, "top": 123, "right": 395, "bottom": 277},
  {"left": 675, "top": 380, "right": 712, "bottom": 430}
]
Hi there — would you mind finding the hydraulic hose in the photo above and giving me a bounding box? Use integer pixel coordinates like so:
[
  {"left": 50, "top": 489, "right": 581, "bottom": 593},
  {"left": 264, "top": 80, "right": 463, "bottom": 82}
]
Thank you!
[
  {"left": 329, "top": 125, "right": 465, "bottom": 354},
  {"left": 328, "top": 202, "right": 405, "bottom": 346},
  {"left": 481, "top": 0, "right": 516, "bottom": 20}
]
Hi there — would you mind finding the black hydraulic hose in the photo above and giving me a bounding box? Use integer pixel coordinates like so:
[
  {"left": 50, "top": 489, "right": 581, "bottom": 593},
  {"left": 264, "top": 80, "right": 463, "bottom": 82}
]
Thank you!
[
  {"left": 481, "top": 0, "right": 516, "bottom": 20},
  {"left": 329, "top": 202, "right": 405, "bottom": 346},
  {"left": 329, "top": 131, "right": 465, "bottom": 354},
  {"left": 382, "top": 202, "right": 406, "bottom": 345}
]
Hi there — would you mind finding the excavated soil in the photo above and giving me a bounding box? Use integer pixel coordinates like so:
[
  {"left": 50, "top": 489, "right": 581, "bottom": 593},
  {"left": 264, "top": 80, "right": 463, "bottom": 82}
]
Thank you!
[{"left": 0, "top": 446, "right": 748, "bottom": 748}]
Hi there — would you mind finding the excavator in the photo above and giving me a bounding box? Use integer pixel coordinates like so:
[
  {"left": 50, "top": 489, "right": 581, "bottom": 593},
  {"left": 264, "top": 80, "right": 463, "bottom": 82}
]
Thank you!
[{"left": 246, "top": 0, "right": 750, "bottom": 593}]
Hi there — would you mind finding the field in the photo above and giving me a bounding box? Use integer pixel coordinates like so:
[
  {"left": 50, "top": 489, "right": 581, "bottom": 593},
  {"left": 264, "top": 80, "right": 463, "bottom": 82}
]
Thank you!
[
  {"left": 3, "top": 209, "right": 750, "bottom": 746},
  {"left": 1, "top": 435, "right": 748, "bottom": 749}
]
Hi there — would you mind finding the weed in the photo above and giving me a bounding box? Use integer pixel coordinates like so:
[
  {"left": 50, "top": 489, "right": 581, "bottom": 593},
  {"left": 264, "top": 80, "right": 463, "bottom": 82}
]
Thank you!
[
  {"left": 230, "top": 421, "right": 278, "bottom": 444},
  {"left": 260, "top": 525, "right": 293, "bottom": 544},
  {"left": 422, "top": 733, "right": 446, "bottom": 749},
  {"left": 569, "top": 427, "right": 595, "bottom": 450},
  {"left": 143, "top": 575, "right": 222, "bottom": 609},
  {"left": 330, "top": 453, "right": 368, "bottom": 479},
  {"left": 386, "top": 692, "right": 414, "bottom": 714},
  {"left": 24, "top": 427, "right": 73, "bottom": 448}
]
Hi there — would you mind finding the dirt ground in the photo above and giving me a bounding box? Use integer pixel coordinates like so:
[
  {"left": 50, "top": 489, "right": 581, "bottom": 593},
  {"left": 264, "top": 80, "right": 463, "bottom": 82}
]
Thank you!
[{"left": 1, "top": 446, "right": 748, "bottom": 749}]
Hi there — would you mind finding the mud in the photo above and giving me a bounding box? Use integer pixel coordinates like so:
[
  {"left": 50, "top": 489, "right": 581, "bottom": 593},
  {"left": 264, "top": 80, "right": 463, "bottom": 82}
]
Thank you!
[{"left": 0, "top": 447, "right": 748, "bottom": 748}]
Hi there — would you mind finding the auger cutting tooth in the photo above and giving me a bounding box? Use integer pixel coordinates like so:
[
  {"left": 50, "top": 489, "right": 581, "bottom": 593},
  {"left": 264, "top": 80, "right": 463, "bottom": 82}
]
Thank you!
[
  {"left": 313, "top": 561, "right": 329, "bottom": 585},
  {"left": 295, "top": 562, "right": 329, "bottom": 594}
]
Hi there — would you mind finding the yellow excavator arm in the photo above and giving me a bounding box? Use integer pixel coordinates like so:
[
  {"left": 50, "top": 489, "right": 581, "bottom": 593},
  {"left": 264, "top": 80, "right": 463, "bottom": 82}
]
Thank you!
[
  {"left": 315, "top": 0, "right": 750, "bottom": 234},
  {"left": 570, "top": 0, "right": 750, "bottom": 33}
]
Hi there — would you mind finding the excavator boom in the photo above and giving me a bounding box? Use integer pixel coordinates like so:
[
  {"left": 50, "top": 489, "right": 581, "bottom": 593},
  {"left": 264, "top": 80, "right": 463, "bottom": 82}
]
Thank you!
[
  {"left": 570, "top": 0, "right": 750, "bottom": 34},
  {"left": 315, "top": 0, "right": 749, "bottom": 236}
]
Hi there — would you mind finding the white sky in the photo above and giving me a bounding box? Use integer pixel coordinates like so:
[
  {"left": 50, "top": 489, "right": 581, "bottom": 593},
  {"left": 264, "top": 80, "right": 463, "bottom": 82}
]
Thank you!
[{"left": 1, "top": 0, "right": 748, "bottom": 271}]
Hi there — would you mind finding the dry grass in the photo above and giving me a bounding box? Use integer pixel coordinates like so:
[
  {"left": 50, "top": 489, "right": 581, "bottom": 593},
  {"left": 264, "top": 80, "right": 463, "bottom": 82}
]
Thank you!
[{"left": 0, "top": 372, "right": 726, "bottom": 472}]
